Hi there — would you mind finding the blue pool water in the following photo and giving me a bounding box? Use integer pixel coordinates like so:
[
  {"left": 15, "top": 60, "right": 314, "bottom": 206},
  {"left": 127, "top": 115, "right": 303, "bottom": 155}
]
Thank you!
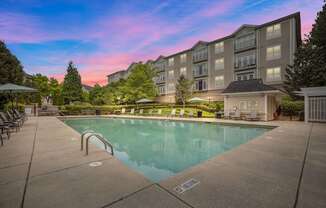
[{"left": 65, "top": 118, "right": 270, "bottom": 182}]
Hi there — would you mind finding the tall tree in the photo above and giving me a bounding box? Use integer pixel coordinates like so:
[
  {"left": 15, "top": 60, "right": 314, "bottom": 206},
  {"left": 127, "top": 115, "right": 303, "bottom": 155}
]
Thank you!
[
  {"left": 49, "top": 78, "right": 63, "bottom": 105},
  {"left": 62, "top": 61, "right": 83, "bottom": 104},
  {"left": 0, "top": 40, "right": 24, "bottom": 85},
  {"left": 32, "top": 74, "right": 50, "bottom": 103},
  {"left": 175, "top": 75, "right": 193, "bottom": 108},
  {"left": 89, "top": 84, "right": 105, "bottom": 105},
  {"left": 285, "top": 1, "right": 326, "bottom": 96},
  {"left": 124, "top": 63, "right": 157, "bottom": 103}
]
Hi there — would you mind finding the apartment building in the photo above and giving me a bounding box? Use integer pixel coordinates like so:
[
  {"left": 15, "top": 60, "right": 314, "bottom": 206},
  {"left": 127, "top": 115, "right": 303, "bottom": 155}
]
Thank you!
[{"left": 107, "top": 13, "right": 301, "bottom": 105}]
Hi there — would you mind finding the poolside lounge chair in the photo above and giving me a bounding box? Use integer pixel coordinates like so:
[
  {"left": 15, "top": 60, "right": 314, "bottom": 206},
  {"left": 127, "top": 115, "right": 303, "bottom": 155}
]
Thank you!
[
  {"left": 0, "top": 113, "right": 19, "bottom": 132},
  {"left": 188, "top": 111, "right": 194, "bottom": 117},
  {"left": 139, "top": 109, "right": 144, "bottom": 115},
  {"left": 231, "top": 110, "right": 241, "bottom": 120},
  {"left": 245, "top": 112, "right": 259, "bottom": 121},
  {"left": 0, "top": 119, "right": 11, "bottom": 146},
  {"left": 14, "top": 109, "right": 27, "bottom": 121},
  {"left": 121, "top": 108, "right": 126, "bottom": 114},
  {"left": 157, "top": 109, "right": 162, "bottom": 116},
  {"left": 7, "top": 111, "right": 23, "bottom": 125},
  {"left": 169, "top": 109, "right": 176, "bottom": 117},
  {"left": 179, "top": 109, "right": 185, "bottom": 117},
  {"left": 148, "top": 109, "right": 153, "bottom": 115},
  {"left": 0, "top": 112, "right": 20, "bottom": 131},
  {"left": 130, "top": 109, "right": 135, "bottom": 114}
]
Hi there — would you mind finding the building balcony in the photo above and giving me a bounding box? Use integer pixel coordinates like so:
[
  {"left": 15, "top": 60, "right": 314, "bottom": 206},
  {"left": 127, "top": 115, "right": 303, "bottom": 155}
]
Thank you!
[
  {"left": 192, "top": 54, "right": 208, "bottom": 63},
  {"left": 234, "top": 63, "right": 256, "bottom": 71},
  {"left": 234, "top": 40, "right": 256, "bottom": 53}
]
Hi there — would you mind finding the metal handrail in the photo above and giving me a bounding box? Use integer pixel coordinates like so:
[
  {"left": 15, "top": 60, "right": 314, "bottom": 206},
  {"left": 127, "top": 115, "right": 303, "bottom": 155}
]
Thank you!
[
  {"left": 81, "top": 129, "right": 95, "bottom": 150},
  {"left": 85, "top": 133, "right": 114, "bottom": 156}
]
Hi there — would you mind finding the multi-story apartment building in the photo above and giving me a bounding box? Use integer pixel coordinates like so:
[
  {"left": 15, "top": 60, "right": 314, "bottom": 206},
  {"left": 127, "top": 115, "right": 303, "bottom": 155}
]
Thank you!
[{"left": 107, "top": 13, "right": 301, "bottom": 104}]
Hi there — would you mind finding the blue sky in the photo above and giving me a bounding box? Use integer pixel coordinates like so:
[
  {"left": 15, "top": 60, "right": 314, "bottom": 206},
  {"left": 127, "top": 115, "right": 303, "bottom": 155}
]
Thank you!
[{"left": 0, "top": 0, "right": 323, "bottom": 85}]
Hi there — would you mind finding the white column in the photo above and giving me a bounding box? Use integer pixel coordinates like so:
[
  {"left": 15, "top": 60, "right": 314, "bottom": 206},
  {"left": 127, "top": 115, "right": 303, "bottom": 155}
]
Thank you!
[
  {"left": 264, "top": 94, "right": 268, "bottom": 121},
  {"left": 224, "top": 96, "right": 228, "bottom": 117},
  {"left": 304, "top": 95, "right": 309, "bottom": 123}
]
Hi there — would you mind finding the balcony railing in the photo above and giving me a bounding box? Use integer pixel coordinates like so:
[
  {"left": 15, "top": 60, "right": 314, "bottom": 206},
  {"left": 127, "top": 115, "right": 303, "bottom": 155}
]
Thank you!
[{"left": 235, "top": 40, "right": 256, "bottom": 51}]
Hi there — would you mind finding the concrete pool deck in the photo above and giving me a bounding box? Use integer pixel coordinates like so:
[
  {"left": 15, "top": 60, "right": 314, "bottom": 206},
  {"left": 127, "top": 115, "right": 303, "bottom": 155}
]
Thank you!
[{"left": 0, "top": 116, "right": 325, "bottom": 208}]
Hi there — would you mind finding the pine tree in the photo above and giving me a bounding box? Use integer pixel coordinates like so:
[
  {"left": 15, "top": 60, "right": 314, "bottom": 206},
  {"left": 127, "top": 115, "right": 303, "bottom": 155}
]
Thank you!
[
  {"left": 285, "top": 1, "right": 326, "bottom": 96},
  {"left": 0, "top": 40, "right": 24, "bottom": 84},
  {"left": 62, "top": 61, "right": 83, "bottom": 104}
]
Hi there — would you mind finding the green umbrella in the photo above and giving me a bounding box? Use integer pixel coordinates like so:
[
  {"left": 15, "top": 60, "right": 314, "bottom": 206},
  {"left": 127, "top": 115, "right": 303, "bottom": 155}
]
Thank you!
[
  {"left": 136, "top": 98, "right": 154, "bottom": 104},
  {"left": 188, "top": 97, "right": 208, "bottom": 103},
  {"left": 0, "top": 83, "right": 37, "bottom": 110}
]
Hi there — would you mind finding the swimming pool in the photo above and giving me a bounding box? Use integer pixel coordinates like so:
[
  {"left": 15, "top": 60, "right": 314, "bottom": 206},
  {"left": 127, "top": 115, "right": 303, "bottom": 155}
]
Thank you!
[{"left": 65, "top": 118, "right": 270, "bottom": 182}]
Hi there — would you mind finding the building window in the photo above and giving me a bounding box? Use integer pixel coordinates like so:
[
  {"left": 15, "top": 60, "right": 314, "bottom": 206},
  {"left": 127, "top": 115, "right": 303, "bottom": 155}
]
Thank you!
[
  {"left": 158, "top": 86, "right": 165, "bottom": 94},
  {"left": 236, "top": 73, "right": 255, "bottom": 81},
  {"left": 168, "top": 70, "right": 174, "bottom": 79},
  {"left": 180, "top": 53, "right": 187, "bottom": 64},
  {"left": 215, "top": 58, "right": 224, "bottom": 70},
  {"left": 266, "top": 45, "right": 281, "bottom": 60},
  {"left": 235, "top": 53, "right": 256, "bottom": 68},
  {"left": 180, "top": 67, "right": 187, "bottom": 76},
  {"left": 157, "top": 72, "right": 165, "bottom": 82},
  {"left": 215, "top": 76, "right": 224, "bottom": 88},
  {"left": 193, "top": 62, "right": 208, "bottom": 77},
  {"left": 266, "top": 23, "right": 281, "bottom": 40},
  {"left": 235, "top": 33, "right": 255, "bottom": 50},
  {"left": 193, "top": 48, "right": 208, "bottom": 62},
  {"left": 215, "top": 42, "right": 224, "bottom": 53},
  {"left": 266, "top": 67, "right": 281, "bottom": 81},
  {"left": 167, "top": 83, "right": 175, "bottom": 93},
  {"left": 193, "top": 79, "right": 207, "bottom": 91},
  {"left": 168, "top": 58, "right": 174, "bottom": 66}
]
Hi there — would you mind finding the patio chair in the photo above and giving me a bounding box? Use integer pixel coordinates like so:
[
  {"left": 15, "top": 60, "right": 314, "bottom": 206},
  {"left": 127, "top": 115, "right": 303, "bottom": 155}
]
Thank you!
[
  {"left": 0, "top": 112, "right": 20, "bottom": 131},
  {"left": 14, "top": 109, "right": 27, "bottom": 121},
  {"left": 130, "top": 108, "right": 135, "bottom": 114},
  {"left": 231, "top": 110, "right": 241, "bottom": 120},
  {"left": 0, "top": 119, "right": 11, "bottom": 145},
  {"left": 169, "top": 109, "right": 176, "bottom": 117},
  {"left": 245, "top": 112, "right": 259, "bottom": 121},
  {"left": 6, "top": 111, "right": 23, "bottom": 126},
  {"left": 0, "top": 114, "right": 18, "bottom": 132},
  {"left": 121, "top": 108, "right": 126, "bottom": 114},
  {"left": 139, "top": 109, "right": 144, "bottom": 115},
  {"left": 179, "top": 109, "right": 185, "bottom": 117}
]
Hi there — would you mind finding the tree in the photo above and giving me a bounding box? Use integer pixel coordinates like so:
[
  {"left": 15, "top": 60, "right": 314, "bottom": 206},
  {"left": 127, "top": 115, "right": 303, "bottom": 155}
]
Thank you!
[
  {"left": 0, "top": 40, "right": 24, "bottom": 85},
  {"left": 175, "top": 75, "right": 193, "bottom": 108},
  {"left": 32, "top": 74, "right": 50, "bottom": 103},
  {"left": 49, "top": 78, "right": 63, "bottom": 105},
  {"left": 285, "top": 1, "right": 326, "bottom": 96},
  {"left": 89, "top": 84, "right": 105, "bottom": 105},
  {"left": 62, "top": 61, "right": 83, "bottom": 104},
  {"left": 123, "top": 63, "right": 157, "bottom": 103}
]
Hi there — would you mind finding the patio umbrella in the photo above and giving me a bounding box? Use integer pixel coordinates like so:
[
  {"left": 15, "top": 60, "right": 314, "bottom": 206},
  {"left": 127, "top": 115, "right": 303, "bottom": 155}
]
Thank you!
[
  {"left": 188, "top": 97, "right": 208, "bottom": 103},
  {"left": 0, "top": 83, "right": 37, "bottom": 110},
  {"left": 136, "top": 98, "right": 154, "bottom": 104}
]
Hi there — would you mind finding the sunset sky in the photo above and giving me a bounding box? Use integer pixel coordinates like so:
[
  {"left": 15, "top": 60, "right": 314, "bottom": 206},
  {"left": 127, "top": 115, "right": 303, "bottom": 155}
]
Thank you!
[{"left": 1, "top": 0, "right": 323, "bottom": 86}]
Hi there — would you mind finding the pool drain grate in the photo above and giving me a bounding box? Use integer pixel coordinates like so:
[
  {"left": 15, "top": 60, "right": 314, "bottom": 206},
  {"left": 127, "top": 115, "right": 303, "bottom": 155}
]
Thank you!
[{"left": 174, "top": 178, "right": 200, "bottom": 194}]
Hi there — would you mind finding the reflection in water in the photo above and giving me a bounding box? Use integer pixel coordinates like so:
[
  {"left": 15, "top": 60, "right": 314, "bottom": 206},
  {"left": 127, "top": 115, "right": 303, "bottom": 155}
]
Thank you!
[{"left": 65, "top": 118, "right": 269, "bottom": 182}]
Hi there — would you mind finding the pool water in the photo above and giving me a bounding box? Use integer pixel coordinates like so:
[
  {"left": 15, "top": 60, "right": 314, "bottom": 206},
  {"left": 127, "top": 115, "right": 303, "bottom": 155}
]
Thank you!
[{"left": 65, "top": 118, "right": 270, "bottom": 182}]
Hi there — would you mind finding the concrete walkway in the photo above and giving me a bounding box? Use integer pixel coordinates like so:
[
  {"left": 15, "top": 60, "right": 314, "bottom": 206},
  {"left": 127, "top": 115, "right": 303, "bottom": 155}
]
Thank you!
[{"left": 0, "top": 116, "right": 325, "bottom": 208}]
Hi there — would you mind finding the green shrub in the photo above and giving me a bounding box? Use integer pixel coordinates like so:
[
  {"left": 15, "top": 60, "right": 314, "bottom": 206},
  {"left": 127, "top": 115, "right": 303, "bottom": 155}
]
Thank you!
[{"left": 281, "top": 97, "right": 304, "bottom": 120}]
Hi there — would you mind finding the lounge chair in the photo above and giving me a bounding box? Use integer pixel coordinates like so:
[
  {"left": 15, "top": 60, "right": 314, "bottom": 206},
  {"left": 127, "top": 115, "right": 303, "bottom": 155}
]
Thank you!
[
  {"left": 0, "top": 119, "right": 11, "bottom": 146},
  {"left": 14, "top": 109, "right": 27, "bottom": 121},
  {"left": 121, "top": 108, "right": 126, "bottom": 114},
  {"left": 0, "top": 112, "right": 20, "bottom": 132},
  {"left": 231, "top": 110, "right": 241, "bottom": 120},
  {"left": 157, "top": 109, "right": 162, "bottom": 116},
  {"left": 0, "top": 112, "right": 20, "bottom": 131},
  {"left": 179, "top": 109, "right": 185, "bottom": 117},
  {"left": 245, "top": 112, "right": 259, "bottom": 121},
  {"left": 169, "top": 109, "right": 176, "bottom": 117},
  {"left": 188, "top": 111, "right": 194, "bottom": 117},
  {"left": 139, "top": 109, "right": 144, "bottom": 115},
  {"left": 130, "top": 108, "right": 135, "bottom": 114},
  {"left": 7, "top": 111, "right": 23, "bottom": 125},
  {"left": 148, "top": 109, "right": 153, "bottom": 115}
]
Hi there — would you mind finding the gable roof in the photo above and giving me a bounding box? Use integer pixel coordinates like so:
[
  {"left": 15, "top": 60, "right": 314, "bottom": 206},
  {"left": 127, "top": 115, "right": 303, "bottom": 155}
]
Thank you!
[
  {"left": 222, "top": 79, "right": 278, "bottom": 94},
  {"left": 231, "top": 24, "right": 257, "bottom": 36},
  {"left": 191, "top": 40, "right": 209, "bottom": 49}
]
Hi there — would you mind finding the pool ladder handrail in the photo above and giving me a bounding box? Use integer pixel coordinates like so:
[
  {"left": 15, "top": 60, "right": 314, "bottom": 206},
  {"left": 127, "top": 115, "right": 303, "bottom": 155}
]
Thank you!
[{"left": 80, "top": 130, "right": 114, "bottom": 156}]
